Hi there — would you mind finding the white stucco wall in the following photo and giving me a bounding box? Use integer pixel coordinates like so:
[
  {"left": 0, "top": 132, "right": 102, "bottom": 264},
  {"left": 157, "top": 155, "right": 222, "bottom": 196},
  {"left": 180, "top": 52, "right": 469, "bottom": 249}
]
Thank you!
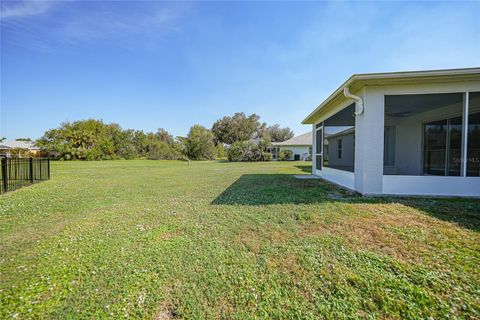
[
  {"left": 317, "top": 167, "right": 355, "bottom": 190},
  {"left": 279, "top": 146, "right": 310, "bottom": 160},
  {"left": 325, "top": 134, "right": 354, "bottom": 169},
  {"left": 355, "top": 86, "right": 384, "bottom": 194},
  {"left": 383, "top": 175, "right": 480, "bottom": 197}
]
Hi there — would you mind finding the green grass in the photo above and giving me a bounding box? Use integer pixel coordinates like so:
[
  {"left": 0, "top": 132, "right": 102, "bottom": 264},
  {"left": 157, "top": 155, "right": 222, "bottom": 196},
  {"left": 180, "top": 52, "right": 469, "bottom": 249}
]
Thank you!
[{"left": 1, "top": 160, "right": 479, "bottom": 319}]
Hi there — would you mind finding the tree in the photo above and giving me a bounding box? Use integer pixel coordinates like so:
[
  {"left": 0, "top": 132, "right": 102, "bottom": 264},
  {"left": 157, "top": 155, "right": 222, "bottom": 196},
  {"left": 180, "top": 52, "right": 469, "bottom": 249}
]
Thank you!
[
  {"left": 132, "top": 130, "right": 148, "bottom": 157},
  {"left": 108, "top": 126, "right": 137, "bottom": 159},
  {"left": 145, "top": 130, "right": 182, "bottom": 160},
  {"left": 267, "top": 124, "right": 294, "bottom": 142},
  {"left": 184, "top": 125, "right": 215, "bottom": 160},
  {"left": 155, "top": 128, "right": 174, "bottom": 145},
  {"left": 36, "top": 119, "right": 180, "bottom": 160},
  {"left": 36, "top": 119, "right": 114, "bottom": 160},
  {"left": 146, "top": 140, "right": 182, "bottom": 160},
  {"left": 15, "top": 138, "right": 32, "bottom": 141},
  {"left": 36, "top": 119, "right": 186, "bottom": 160},
  {"left": 211, "top": 112, "right": 265, "bottom": 145}
]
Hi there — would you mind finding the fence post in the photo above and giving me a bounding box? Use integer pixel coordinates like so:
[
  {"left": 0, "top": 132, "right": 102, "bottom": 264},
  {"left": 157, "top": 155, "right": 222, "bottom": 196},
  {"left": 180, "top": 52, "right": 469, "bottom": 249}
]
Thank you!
[
  {"left": 1, "top": 158, "right": 7, "bottom": 193},
  {"left": 47, "top": 159, "right": 50, "bottom": 180},
  {"left": 29, "top": 157, "right": 34, "bottom": 183}
]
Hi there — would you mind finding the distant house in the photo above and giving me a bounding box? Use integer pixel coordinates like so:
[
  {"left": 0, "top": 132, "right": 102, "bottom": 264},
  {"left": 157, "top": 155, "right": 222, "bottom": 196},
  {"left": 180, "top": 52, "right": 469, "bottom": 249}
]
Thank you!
[
  {"left": 302, "top": 67, "right": 480, "bottom": 197},
  {"left": 268, "top": 132, "right": 312, "bottom": 161},
  {"left": 0, "top": 140, "right": 40, "bottom": 158}
]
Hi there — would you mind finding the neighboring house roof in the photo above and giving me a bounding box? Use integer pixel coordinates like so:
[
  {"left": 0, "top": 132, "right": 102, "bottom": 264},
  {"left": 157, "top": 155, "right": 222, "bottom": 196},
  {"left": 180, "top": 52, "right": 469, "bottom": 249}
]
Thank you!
[
  {"left": 325, "top": 127, "right": 355, "bottom": 140},
  {"left": 272, "top": 132, "right": 312, "bottom": 146},
  {"left": 0, "top": 140, "right": 40, "bottom": 150},
  {"left": 302, "top": 67, "right": 480, "bottom": 124}
]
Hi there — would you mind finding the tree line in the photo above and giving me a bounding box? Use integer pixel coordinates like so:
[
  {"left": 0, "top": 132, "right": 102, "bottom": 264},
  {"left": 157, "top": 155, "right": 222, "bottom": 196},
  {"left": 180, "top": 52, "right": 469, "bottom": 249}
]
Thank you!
[{"left": 36, "top": 113, "right": 294, "bottom": 161}]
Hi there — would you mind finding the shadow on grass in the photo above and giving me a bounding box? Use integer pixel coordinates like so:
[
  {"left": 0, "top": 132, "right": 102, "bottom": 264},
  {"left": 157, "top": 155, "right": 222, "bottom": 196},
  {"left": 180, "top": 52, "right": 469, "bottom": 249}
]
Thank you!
[
  {"left": 212, "top": 173, "right": 480, "bottom": 231},
  {"left": 294, "top": 165, "right": 312, "bottom": 173},
  {"left": 211, "top": 174, "right": 351, "bottom": 206}
]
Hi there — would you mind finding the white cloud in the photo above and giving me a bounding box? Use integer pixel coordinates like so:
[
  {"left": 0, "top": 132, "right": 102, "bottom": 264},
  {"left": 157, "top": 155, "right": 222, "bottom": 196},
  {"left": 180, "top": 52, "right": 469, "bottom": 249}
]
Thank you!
[
  {"left": 0, "top": 0, "right": 57, "bottom": 20},
  {"left": 1, "top": 1, "right": 191, "bottom": 52},
  {"left": 57, "top": 4, "right": 185, "bottom": 44}
]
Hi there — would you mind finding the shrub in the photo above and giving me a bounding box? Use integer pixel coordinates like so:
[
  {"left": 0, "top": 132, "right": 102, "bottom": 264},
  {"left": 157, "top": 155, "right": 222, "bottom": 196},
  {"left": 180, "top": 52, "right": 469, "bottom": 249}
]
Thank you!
[
  {"left": 227, "top": 141, "right": 251, "bottom": 162},
  {"left": 227, "top": 141, "right": 272, "bottom": 162},
  {"left": 278, "top": 150, "right": 293, "bottom": 161},
  {"left": 262, "top": 152, "right": 272, "bottom": 161},
  {"left": 214, "top": 144, "right": 226, "bottom": 159},
  {"left": 184, "top": 125, "right": 216, "bottom": 160},
  {"left": 146, "top": 140, "right": 182, "bottom": 160}
]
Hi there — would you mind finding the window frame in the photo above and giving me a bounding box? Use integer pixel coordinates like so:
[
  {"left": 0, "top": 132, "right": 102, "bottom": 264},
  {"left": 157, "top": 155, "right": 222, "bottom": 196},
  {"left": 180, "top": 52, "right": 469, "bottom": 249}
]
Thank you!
[{"left": 314, "top": 122, "right": 323, "bottom": 171}]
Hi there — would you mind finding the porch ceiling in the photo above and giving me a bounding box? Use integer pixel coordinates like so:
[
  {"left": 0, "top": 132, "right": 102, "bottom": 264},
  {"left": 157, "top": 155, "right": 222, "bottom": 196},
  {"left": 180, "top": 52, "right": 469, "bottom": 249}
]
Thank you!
[{"left": 385, "top": 92, "right": 463, "bottom": 119}]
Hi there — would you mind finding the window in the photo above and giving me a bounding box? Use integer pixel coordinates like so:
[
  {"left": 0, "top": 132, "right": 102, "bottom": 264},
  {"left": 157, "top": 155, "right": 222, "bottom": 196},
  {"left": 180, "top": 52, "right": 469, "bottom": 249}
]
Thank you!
[
  {"left": 337, "top": 139, "right": 342, "bottom": 159},
  {"left": 270, "top": 147, "right": 279, "bottom": 160}
]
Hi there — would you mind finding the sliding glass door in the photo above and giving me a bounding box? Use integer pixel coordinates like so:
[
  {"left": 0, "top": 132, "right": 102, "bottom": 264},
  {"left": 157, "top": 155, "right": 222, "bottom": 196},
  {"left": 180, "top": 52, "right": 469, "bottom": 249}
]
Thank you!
[
  {"left": 424, "top": 120, "right": 447, "bottom": 175},
  {"left": 447, "top": 117, "right": 462, "bottom": 176},
  {"left": 423, "top": 116, "right": 462, "bottom": 176}
]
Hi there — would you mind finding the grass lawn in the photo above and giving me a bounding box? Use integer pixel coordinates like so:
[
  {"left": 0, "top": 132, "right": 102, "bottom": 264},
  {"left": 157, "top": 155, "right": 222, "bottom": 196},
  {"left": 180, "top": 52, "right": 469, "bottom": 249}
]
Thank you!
[{"left": 1, "top": 160, "right": 479, "bottom": 319}]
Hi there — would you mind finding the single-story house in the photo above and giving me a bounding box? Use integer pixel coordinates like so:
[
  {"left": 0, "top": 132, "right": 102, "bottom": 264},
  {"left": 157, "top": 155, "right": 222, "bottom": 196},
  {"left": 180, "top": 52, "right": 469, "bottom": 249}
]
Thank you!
[
  {"left": 302, "top": 67, "right": 480, "bottom": 197},
  {"left": 268, "top": 132, "right": 312, "bottom": 160},
  {"left": 0, "top": 140, "right": 40, "bottom": 158}
]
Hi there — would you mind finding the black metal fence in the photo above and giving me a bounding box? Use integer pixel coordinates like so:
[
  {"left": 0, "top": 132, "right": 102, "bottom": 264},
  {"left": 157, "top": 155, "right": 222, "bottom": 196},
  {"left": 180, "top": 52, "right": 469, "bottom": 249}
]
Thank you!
[{"left": 0, "top": 158, "right": 50, "bottom": 194}]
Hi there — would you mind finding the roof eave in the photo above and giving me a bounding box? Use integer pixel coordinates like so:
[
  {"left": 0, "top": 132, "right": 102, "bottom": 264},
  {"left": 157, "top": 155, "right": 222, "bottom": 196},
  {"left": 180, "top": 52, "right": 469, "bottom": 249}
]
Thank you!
[
  {"left": 272, "top": 144, "right": 310, "bottom": 146},
  {"left": 302, "top": 67, "right": 480, "bottom": 124}
]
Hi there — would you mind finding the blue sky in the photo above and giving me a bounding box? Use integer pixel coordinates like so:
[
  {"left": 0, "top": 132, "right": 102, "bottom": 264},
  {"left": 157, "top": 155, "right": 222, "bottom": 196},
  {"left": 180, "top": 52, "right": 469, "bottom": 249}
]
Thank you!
[{"left": 1, "top": 1, "right": 479, "bottom": 140}]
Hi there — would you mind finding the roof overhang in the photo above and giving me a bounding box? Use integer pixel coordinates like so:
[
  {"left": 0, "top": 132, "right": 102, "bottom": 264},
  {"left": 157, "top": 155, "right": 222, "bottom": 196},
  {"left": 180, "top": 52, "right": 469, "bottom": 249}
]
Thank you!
[
  {"left": 271, "top": 143, "right": 310, "bottom": 147},
  {"left": 302, "top": 67, "right": 480, "bottom": 124}
]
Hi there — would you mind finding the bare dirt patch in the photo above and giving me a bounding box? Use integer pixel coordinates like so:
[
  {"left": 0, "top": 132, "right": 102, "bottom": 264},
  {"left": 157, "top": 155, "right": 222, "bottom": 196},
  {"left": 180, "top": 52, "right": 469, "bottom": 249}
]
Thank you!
[
  {"left": 154, "top": 308, "right": 176, "bottom": 320},
  {"left": 234, "top": 226, "right": 292, "bottom": 254},
  {"left": 301, "top": 202, "right": 468, "bottom": 264}
]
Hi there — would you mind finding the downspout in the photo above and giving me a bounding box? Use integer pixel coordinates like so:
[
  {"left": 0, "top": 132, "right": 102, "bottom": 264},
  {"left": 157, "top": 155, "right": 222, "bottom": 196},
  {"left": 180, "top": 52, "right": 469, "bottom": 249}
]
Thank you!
[{"left": 344, "top": 87, "right": 364, "bottom": 116}]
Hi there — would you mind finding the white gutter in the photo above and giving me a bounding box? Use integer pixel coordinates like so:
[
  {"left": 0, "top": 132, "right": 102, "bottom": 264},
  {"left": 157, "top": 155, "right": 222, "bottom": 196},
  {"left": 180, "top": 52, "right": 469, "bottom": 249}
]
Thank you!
[{"left": 343, "top": 87, "right": 364, "bottom": 116}]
